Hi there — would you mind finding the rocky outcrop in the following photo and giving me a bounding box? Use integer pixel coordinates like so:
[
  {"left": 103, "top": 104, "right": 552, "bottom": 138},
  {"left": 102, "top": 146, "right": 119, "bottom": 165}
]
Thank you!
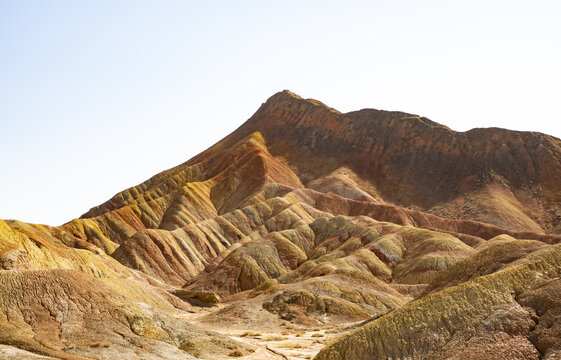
[
  {"left": 314, "top": 244, "right": 561, "bottom": 360},
  {"left": 233, "top": 91, "right": 561, "bottom": 234},
  {"left": 0, "top": 269, "right": 253, "bottom": 360},
  {"left": 171, "top": 290, "right": 221, "bottom": 306}
]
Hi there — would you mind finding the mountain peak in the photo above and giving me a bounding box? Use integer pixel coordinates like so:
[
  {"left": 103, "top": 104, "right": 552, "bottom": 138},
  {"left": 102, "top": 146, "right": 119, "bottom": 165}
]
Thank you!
[{"left": 262, "top": 90, "right": 341, "bottom": 114}]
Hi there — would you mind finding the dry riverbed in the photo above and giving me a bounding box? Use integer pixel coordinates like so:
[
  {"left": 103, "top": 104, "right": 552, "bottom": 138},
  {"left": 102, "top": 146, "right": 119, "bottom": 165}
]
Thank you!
[{"left": 176, "top": 303, "right": 354, "bottom": 360}]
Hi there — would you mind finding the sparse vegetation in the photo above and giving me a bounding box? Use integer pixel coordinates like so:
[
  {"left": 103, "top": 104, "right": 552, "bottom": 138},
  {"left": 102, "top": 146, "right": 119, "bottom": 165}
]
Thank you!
[
  {"left": 262, "top": 335, "right": 285, "bottom": 341},
  {"left": 240, "top": 331, "right": 262, "bottom": 338},
  {"left": 276, "top": 342, "right": 305, "bottom": 349},
  {"left": 91, "top": 342, "right": 110, "bottom": 348}
]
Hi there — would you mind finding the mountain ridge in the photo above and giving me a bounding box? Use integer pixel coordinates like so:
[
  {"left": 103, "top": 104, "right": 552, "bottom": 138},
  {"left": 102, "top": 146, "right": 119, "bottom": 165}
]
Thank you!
[{"left": 79, "top": 90, "right": 561, "bottom": 236}]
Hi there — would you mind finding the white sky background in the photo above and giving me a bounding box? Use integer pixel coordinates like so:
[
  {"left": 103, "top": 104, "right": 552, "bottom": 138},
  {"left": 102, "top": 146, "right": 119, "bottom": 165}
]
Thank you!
[{"left": 1, "top": 1, "right": 560, "bottom": 225}]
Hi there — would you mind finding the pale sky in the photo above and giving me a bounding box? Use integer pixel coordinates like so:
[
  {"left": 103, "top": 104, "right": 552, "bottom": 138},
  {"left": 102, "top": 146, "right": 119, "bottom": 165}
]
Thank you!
[{"left": 1, "top": 1, "right": 560, "bottom": 226}]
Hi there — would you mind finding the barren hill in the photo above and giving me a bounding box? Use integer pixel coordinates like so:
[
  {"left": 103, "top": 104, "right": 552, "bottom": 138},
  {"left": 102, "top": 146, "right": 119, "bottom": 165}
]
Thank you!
[{"left": 1, "top": 91, "right": 561, "bottom": 359}]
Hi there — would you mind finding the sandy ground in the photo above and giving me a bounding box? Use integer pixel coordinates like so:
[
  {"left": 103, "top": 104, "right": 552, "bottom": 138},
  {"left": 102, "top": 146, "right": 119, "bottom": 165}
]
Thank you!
[
  {"left": 229, "top": 329, "right": 331, "bottom": 360},
  {"left": 0, "top": 345, "right": 58, "bottom": 359},
  {"left": 176, "top": 302, "right": 355, "bottom": 360}
]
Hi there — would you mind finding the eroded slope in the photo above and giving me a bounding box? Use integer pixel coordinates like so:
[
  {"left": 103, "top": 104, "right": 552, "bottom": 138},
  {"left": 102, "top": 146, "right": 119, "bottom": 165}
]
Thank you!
[{"left": 3, "top": 90, "right": 561, "bottom": 359}]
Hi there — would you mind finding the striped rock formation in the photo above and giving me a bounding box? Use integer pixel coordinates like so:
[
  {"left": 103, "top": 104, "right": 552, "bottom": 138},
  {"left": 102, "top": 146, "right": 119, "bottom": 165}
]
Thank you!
[{"left": 1, "top": 91, "right": 561, "bottom": 359}]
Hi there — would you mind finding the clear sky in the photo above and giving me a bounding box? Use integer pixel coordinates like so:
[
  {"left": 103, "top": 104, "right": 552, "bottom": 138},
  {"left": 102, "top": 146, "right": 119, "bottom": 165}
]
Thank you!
[{"left": 1, "top": 1, "right": 560, "bottom": 226}]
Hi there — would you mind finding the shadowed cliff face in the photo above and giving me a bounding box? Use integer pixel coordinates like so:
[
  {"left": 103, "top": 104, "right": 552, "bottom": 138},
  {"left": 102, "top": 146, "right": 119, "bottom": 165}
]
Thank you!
[{"left": 2, "top": 90, "right": 561, "bottom": 359}]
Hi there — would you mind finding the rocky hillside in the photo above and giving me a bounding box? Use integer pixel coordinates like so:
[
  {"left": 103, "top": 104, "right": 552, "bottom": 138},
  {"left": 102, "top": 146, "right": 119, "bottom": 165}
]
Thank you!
[{"left": 1, "top": 91, "right": 561, "bottom": 359}]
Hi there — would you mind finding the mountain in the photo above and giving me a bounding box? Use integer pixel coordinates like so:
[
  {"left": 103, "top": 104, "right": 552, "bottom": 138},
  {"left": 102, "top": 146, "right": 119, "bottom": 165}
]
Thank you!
[{"left": 1, "top": 90, "right": 561, "bottom": 359}]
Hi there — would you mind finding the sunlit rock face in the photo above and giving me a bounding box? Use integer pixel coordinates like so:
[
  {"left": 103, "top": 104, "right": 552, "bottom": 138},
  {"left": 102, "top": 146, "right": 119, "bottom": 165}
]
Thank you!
[{"left": 2, "top": 91, "right": 561, "bottom": 359}]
